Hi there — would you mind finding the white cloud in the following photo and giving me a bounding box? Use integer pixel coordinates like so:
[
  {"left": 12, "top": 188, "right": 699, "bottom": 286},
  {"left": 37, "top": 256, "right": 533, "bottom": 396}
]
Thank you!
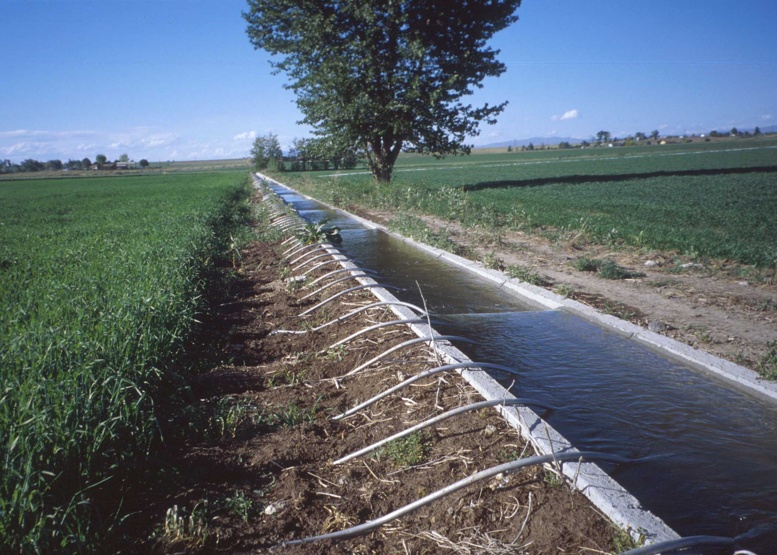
[
  {"left": 551, "top": 109, "right": 579, "bottom": 122},
  {"left": 233, "top": 130, "right": 256, "bottom": 142},
  {"left": 761, "top": 114, "right": 773, "bottom": 121}
]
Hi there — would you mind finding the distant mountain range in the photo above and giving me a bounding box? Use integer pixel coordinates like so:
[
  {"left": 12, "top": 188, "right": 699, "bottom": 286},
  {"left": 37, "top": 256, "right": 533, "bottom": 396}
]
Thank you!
[{"left": 477, "top": 137, "right": 583, "bottom": 148}]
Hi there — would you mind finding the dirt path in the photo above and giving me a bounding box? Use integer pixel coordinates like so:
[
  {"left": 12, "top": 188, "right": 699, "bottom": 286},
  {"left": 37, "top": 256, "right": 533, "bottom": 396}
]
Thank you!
[
  {"left": 351, "top": 207, "right": 777, "bottom": 376},
  {"left": 116, "top": 239, "right": 634, "bottom": 553}
]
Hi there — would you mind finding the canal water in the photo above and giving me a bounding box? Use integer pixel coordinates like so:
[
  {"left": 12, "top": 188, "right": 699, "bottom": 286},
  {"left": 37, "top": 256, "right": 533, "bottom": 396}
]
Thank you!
[{"left": 271, "top": 184, "right": 777, "bottom": 551}]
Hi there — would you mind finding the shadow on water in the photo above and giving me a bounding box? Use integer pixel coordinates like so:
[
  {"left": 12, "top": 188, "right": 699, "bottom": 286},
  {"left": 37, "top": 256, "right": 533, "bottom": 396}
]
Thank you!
[
  {"left": 461, "top": 165, "right": 777, "bottom": 192},
  {"left": 271, "top": 181, "right": 777, "bottom": 551}
]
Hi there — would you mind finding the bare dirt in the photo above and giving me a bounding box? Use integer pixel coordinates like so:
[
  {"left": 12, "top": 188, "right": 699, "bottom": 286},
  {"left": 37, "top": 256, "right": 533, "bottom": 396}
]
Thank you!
[
  {"left": 350, "top": 208, "right": 777, "bottom": 375},
  {"left": 116, "top": 240, "right": 631, "bottom": 554}
]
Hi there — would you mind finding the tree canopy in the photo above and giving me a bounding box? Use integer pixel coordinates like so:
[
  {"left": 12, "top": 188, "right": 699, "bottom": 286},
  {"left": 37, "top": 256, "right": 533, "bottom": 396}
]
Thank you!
[
  {"left": 244, "top": 0, "right": 521, "bottom": 183},
  {"left": 251, "top": 133, "right": 283, "bottom": 171}
]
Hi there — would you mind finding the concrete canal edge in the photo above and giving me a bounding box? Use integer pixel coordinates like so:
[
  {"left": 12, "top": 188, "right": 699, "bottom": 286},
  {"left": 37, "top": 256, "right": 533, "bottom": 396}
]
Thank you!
[{"left": 258, "top": 174, "right": 697, "bottom": 545}]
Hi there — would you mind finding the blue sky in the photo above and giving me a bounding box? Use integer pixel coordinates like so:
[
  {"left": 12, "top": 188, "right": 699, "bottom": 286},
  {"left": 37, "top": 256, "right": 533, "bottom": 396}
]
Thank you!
[{"left": 2, "top": 0, "right": 776, "bottom": 163}]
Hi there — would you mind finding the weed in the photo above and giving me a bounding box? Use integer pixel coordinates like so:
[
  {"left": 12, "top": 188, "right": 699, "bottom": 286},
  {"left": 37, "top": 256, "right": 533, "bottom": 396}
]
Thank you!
[
  {"left": 757, "top": 341, "right": 777, "bottom": 381},
  {"left": 373, "top": 431, "right": 431, "bottom": 468},
  {"left": 320, "top": 344, "right": 347, "bottom": 361},
  {"left": 296, "top": 219, "right": 342, "bottom": 245},
  {"left": 482, "top": 251, "right": 505, "bottom": 270},
  {"left": 601, "top": 302, "right": 638, "bottom": 321},
  {"left": 507, "top": 264, "right": 546, "bottom": 286},
  {"left": 573, "top": 257, "right": 645, "bottom": 280},
  {"left": 611, "top": 526, "right": 645, "bottom": 552},
  {"left": 598, "top": 259, "right": 645, "bottom": 280},
  {"left": 553, "top": 284, "right": 574, "bottom": 297},
  {"left": 274, "top": 397, "right": 321, "bottom": 428},
  {"left": 220, "top": 490, "right": 256, "bottom": 524},
  {"left": 574, "top": 257, "right": 601, "bottom": 272},
  {"left": 158, "top": 502, "right": 210, "bottom": 549},
  {"left": 210, "top": 396, "right": 261, "bottom": 440}
]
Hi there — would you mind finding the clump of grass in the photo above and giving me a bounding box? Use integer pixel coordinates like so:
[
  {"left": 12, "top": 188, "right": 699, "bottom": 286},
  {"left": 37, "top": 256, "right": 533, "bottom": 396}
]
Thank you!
[
  {"left": 757, "top": 341, "right": 777, "bottom": 381},
  {"left": 507, "top": 264, "right": 546, "bottom": 286},
  {"left": 388, "top": 214, "right": 465, "bottom": 255},
  {"left": 156, "top": 502, "right": 211, "bottom": 550},
  {"left": 372, "top": 431, "right": 432, "bottom": 468},
  {"left": 574, "top": 256, "right": 602, "bottom": 272},
  {"left": 482, "top": 251, "right": 506, "bottom": 270},
  {"left": 573, "top": 257, "right": 645, "bottom": 279},
  {"left": 220, "top": 490, "right": 257, "bottom": 524},
  {"left": 553, "top": 284, "right": 574, "bottom": 297}
]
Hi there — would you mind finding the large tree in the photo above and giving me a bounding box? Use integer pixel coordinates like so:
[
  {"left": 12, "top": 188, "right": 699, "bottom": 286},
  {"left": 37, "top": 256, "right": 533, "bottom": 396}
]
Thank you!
[{"left": 244, "top": 0, "right": 521, "bottom": 183}]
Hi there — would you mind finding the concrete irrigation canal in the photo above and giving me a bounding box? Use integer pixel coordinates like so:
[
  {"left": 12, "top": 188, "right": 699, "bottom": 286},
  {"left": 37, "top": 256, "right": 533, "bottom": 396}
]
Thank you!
[{"left": 257, "top": 173, "right": 777, "bottom": 553}]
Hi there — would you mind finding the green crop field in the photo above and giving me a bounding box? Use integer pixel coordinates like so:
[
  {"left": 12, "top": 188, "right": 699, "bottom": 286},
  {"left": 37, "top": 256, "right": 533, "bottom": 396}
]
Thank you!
[
  {"left": 0, "top": 173, "right": 252, "bottom": 551},
  {"left": 281, "top": 139, "right": 777, "bottom": 268}
]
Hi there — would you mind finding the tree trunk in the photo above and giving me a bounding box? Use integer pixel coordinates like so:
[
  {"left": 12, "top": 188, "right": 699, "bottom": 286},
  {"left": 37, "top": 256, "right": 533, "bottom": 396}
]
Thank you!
[{"left": 366, "top": 136, "right": 403, "bottom": 184}]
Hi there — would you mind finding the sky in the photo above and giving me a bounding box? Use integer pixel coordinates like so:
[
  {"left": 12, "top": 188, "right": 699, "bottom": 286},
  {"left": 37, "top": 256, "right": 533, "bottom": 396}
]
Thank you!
[{"left": 2, "top": 0, "right": 776, "bottom": 163}]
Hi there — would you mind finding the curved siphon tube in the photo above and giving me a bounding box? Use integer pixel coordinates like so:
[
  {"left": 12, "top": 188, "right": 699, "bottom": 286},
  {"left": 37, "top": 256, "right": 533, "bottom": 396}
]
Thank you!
[
  {"left": 326, "top": 318, "right": 433, "bottom": 349},
  {"left": 279, "top": 451, "right": 635, "bottom": 547},
  {"left": 270, "top": 301, "right": 429, "bottom": 336},
  {"left": 344, "top": 335, "right": 477, "bottom": 377},
  {"left": 298, "top": 283, "right": 403, "bottom": 316},
  {"left": 292, "top": 251, "right": 348, "bottom": 273},
  {"left": 284, "top": 241, "right": 328, "bottom": 261},
  {"left": 287, "top": 244, "right": 332, "bottom": 266},
  {"left": 333, "top": 397, "right": 553, "bottom": 465},
  {"left": 617, "top": 535, "right": 735, "bottom": 555},
  {"left": 332, "top": 362, "right": 520, "bottom": 421},
  {"left": 299, "top": 273, "right": 373, "bottom": 301},
  {"left": 306, "top": 267, "right": 379, "bottom": 288}
]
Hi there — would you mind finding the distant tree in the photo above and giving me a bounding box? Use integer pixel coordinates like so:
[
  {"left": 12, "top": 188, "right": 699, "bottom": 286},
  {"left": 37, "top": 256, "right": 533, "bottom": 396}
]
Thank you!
[
  {"left": 580, "top": 140, "right": 590, "bottom": 148},
  {"left": 526, "top": 142, "right": 534, "bottom": 151},
  {"left": 596, "top": 130, "right": 611, "bottom": 144},
  {"left": 244, "top": 0, "right": 521, "bottom": 184},
  {"left": 139, "top": 159, "right": 149, "bottom": 168},
  {"left": 507, "top": 145, "right": 513, "bottom": 152},
  {"left": 250, "top": 133, "right": 283, "bottom": 171},
  {"left": 635, "top": 131, "right": 647, "bottom": 141},
  {"left": 21, "top": 159, "right": 44, "bottom": 172},
  {"left": 650, "top": 130, "right": 660, "bottom": 141},
  {"left": 95, "top": 154, "right": 107, "bottom": 169},
  {"left": 558, "top": 141, "right": 572, "bottom": 149},
  {"left": 45, "top": 160, "right": 63, "bottom": 171},
  {"left": 730, "top": 127, "right": 738, "bottom": 136},
  {"left": 119, "top": 153, "right": 130, "bottom": 163},
  {"left": 82, "top": 157, "right": 92, "bottom": 168},
  {"left": 66, "top": 159, "right": 82, "bottom": 170},
  {"left": 754, "top": 126, "right": 762, "bottom": 136}
]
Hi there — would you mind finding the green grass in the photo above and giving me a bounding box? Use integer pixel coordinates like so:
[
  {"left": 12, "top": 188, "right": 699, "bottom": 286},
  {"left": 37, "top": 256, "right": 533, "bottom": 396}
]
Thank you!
[
  {"left": 279, "top": 140, "right": 777, "bottom": 269},
  {"left": 0, "top": 172, "right": 252, "bottom": 551}
]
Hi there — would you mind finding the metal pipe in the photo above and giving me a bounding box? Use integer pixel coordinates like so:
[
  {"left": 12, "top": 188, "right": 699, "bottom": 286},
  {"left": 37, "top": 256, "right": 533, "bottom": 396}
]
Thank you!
[
  {"left": 333, "top": 397, "right": 552, "bottom": 465},
  {"left": 332, "top": 362, "right": 519, "bottom": 421},
  {"left": 279, "top": 452, "right": 635, "bottom": 547}
]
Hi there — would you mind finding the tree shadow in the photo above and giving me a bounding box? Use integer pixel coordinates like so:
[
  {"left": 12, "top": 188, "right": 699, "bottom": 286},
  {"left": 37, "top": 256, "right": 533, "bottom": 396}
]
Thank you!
[{"left": 460, "top": 165, "right": 777, "bottom": 192}]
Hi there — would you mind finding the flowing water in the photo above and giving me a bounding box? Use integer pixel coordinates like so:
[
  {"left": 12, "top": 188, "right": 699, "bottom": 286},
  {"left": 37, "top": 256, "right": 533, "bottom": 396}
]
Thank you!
[{"left": 272, "top": 185, "right": 777, "bottom": 551}]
